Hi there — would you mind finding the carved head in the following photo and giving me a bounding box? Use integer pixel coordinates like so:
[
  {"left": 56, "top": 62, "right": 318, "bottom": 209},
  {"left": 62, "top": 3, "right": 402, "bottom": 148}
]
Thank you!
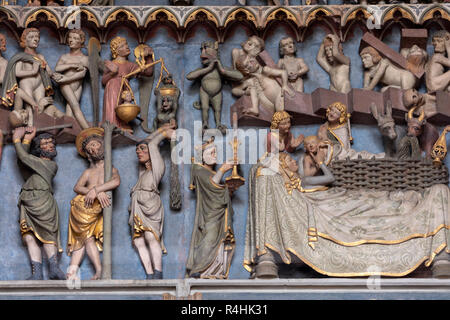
[
  {"left": 235, "top": 56, "right": 259, "bottom": 76},
  {"left": 20, "top": 28, "right": 40, "bottom": 49},
  {"left": 279, "top": 152, "right": 299, "bottom": 174},
  {"left": 323, "top": 36, "right": 343, "bottom": 64},
  {"left": 161, "top": 96, "right": 174, "bottom": 112},
  {"left": 162, "top": 74, "right": 174, "bottom": 85},
  {"left": 201, "top": 138, "right": 217, "bottom": 166},
  {"left": 360, "top": 46, "right": 382, "bottom": 68},
  {"left": 432, "top": 30, "right": 450, "bottom": 53},
  {"left": 369, "top": 102, "right": 397, "bottom": 140},
  {"left": 121, "top": 90, "right": 133, "bottom": 103},
  {"left": 66, "top": 29, "right": 85, "bottom": 49},
  {"left": 326, "top": 102, "right": 348, "bottom": 125},
  {"left": 0, "top": 33, "right": 6, "bottom": 52},
  {"left": 402, "top": 89, "right": 423, "bottom": 109},
  {"left": 8, "top": 110, "right": 29, "bottom": 128},
  {"left": 405, "top": 45, "right": 427, "bottom": 74},
  {"left": 241, "top": 36, "right": 264, "bottom": 57},
  {"left": 31, "top": 133, "right": 57, "bottom": 159},
  {"left": 110, "top": 36, "right": 129, "bottom": 59},
  {"left": 405, "top": 106, "right": 426, "bottom": 137},
  {"left": 135, "top": 141, "right": 150, "bottom": 165},
  {"left": 279, "top": 37, "right": 296, "bottom": 57},
  {"left": 200, "top": 41, "right": 219, "bottom": 66},
  {"left": 82, "top": 134, "right": 104, "bottom": 162},
  {"left": 304, "top": 135, "right": 320, "bottom": 154},
  {"left": 270, "top": 111, "right": 292, "bottom": 131}
]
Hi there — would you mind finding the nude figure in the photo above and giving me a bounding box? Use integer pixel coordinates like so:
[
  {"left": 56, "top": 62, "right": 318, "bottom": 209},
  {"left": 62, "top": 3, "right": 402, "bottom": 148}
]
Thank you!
[
  {"left": 316, "top": 34, "right": 351, "bottom": 94},
  {"left": 360, "top": 46, "right": 416, "bottom": 92},
  {"left": 0, "top": 33, "right": 38, "bottom": 126},
  {"left": 231, "top": 36, "right": 265, "bottom": 71},
  {"left": 425, "top": 30, "right": 450, "bottom": 93},
  {"left": 277, "top": 36, "right": 309, "bottom": 93},
  {"left": 11, "top": 28, "right": 64, "bottom": 118},
  {"left": 54, "top": 29, "right": 90, "bottom": 129},
  {"left": 302, "top": 135, "right": 328, "bottom": 177},
  {"left": 232, "top": 56, "right": 294, "bottom": 116}
]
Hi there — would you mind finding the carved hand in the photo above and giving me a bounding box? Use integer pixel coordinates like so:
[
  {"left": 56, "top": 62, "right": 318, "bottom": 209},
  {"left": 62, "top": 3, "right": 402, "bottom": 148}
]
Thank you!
[
  {"left": 293, "top": 134, "right": 304, "bottom": 148},
  {"left": 23, "top": 126, "right": 36, "bottom": 142},
  {"left": 282, "top": 85, "right": 295, "bottom": 97},
  {"left": 84, "top": 187, "right": 97, "bottom": 208},
  {"left": 38, "top": 97, "right": 53, "bottom": 109},
  {"left": 51, "top": 72, "right": 63, "bottom": 82},
  {"left": 76, "top": 63, "right": 86, "bottom": 72},
  {"left": 219, "top": 162, "right": 234, "bottom": 173},
  {"left": 97, "top": 191, "right": 111, "bottom": 209}
]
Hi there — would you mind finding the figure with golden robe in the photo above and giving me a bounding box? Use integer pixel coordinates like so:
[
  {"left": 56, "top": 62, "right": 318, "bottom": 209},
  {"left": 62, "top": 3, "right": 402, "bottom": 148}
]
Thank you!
[{"left": 67, "top": 128, "right": 121, "bottom": 280}]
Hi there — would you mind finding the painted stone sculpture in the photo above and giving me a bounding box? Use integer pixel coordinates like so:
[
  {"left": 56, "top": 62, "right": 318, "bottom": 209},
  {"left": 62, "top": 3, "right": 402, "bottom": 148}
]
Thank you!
[
  {"left": 302, "top": 135, "right": 331, "bottom": 177},
  {"left": 402, "top": 88, "right": 437, "bottom": 119},
  {"left": 431, "top": 125, "right": 450, "bottom": 167},
  {"left": 102, "top": 37, "right": 154, "bottom": 132},
  {"left": 317, "top": 102, "right": 384, "bottom": 161},
  {"left": 54, "top": 29, "right": 90, "bottom": 130},
  {"left": 400, "top": 44, "right": 428, "bottom": 77},
  {"left": 129, "top": 124, "right": 175, "bottom": 280},
  {"left": 67, "top": 128, "right": 121, "bottom": 280},
  {"left": 370, "top": 99, "right": 439, "bottom": 160},
  {"left": 277, "top": 37, "right": 309, "bottom": 93},
  {"left": 232, "top": 56, "right": 293, "bottom": 117},
  {"left": 397, "top": 107, "right": 429, "bottom": 160},
  {"left": 426, "top": 30, "right": 450, "bottom": 93},
  {"left": 153, "top": 74, "right": 179, "bottom": 131},
  {"left": 266, "top": 111, "right": 303, "bottom": 154},
  {"left": 369, "top": 102, "right": 406, "bottom": 159},
  {"left": 186, "top": 138, "right": 235, "bottom": 279},
  {"left": 186, "top": 41, "right": 243, "bottom": 134},
  {"left": 245, "top": 140, "right": 450, "bottom": 278},
  {"left": 12, "top": 126, "right": 65, "bottom": 280},
  {"left": 231, "top": 36, "right": 264, "bottom": 71},
  {"left": 1, "top": 28, "right": 64, "bottom": 118},
  {"left": 0, "top": 33, "right": 34, "bottom": 128},
  {"left": 316, "top": 34, "right": 351, "bottom": 94},
  {"left": 360, "top": 46, "right": 416, "bottom": 91},
  {"left": 153, "top": 74, "right": 182, "bottom": 210}
]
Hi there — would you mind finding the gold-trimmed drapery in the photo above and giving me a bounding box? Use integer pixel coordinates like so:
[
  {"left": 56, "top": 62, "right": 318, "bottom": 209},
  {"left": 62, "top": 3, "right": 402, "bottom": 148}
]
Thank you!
[
  {"left": 67, "top": 194, "right": 103, "bottom": 255},
  {"left": 244, "top": 164, "right": 450, "bottom": 277}
]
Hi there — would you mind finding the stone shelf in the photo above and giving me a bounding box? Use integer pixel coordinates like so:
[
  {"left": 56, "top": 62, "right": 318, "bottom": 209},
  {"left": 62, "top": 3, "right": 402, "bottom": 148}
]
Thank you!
[{"left": 0, "top": 278, "right": 449, "bottom": 299}]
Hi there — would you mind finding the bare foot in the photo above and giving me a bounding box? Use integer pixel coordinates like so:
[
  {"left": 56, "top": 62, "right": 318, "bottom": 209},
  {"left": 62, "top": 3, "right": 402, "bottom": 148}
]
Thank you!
[
  {"left": 66, "top": 266, "right": 80, "bottom": 281},
  {"left": 90, "top": 273, "right": 101, "bottom": 280}
]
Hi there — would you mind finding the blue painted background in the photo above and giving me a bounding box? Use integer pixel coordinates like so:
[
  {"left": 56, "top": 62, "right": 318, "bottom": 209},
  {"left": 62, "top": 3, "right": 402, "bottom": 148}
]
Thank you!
[{"left": 0, "top": 7, "right": 449, "bottom": 281}]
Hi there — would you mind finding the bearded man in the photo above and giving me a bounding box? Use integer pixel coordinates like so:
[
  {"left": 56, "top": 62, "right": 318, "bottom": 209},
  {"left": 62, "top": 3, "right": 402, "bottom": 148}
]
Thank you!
[
  {"left": 66, "top": 128, "right": 120, "bottom": 280},
  {"left": 13, "top": 126, "right": 65, "bottom": 280}
]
